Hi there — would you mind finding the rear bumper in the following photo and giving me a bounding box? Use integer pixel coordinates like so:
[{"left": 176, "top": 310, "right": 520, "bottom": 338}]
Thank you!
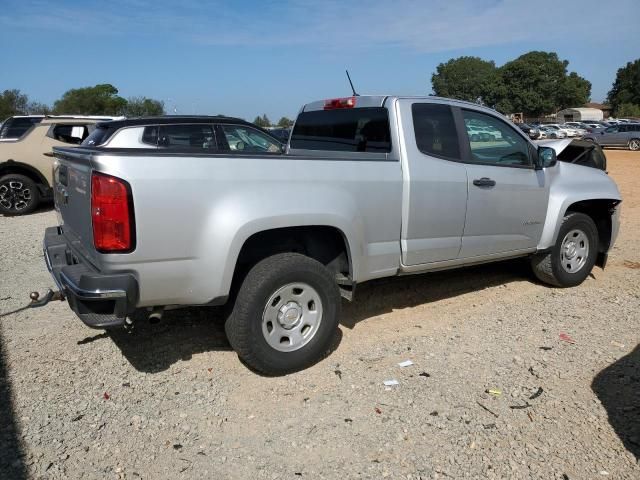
[{"left": 43, "top": 226, "right": 138, "bottom": 329}]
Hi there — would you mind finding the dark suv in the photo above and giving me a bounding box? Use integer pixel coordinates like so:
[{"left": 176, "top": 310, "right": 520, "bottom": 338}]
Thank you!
[{"left": 583, "top": 123, "right": 640, "bottom": 150}]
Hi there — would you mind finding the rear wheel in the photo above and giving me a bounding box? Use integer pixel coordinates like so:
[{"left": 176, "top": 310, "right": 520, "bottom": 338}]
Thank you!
[
  {"left": 629, "top": 139, "right": 640, "bottom": 151},
  {"left": 0, "top": 174, "right": 40, "bottom": 216},
  {"left": 225, "top": 253, "right": 341, "bottom": 375},
  {"left": 531, "top": 212, "right": 598, "bottom": 287}
]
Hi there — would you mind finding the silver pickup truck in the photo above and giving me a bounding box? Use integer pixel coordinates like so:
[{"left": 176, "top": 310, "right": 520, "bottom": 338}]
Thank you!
[{"left": 45, "top": 97, "right": 621, "bottom": 374}]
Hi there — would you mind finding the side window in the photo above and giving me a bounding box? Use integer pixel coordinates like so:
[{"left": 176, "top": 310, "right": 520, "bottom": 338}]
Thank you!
[
  {"left": 412, "top": 103, "right": 460, "bottom": 160},
  {"left": 461, "top": 110, "right": 531, "bottom": 167},
  {"left": 604, "top": 126, "right": 618, "bottom": 133},
  {"left": 155, "top": 124, "right": 216, "bottom": 150},
  {"left": 49, "top": 124, "right": 90, "bottom": 144},
  {"left": 218, "top": 125, "right": 282, "bottom": 153},
  {"left": 142, "top": 126, "right": 159, "bottom": 146}
]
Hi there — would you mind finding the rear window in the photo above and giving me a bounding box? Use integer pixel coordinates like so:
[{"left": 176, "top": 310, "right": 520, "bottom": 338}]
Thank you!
[
  {"left": 290, "top": 107, "right": 391, "bottom": 152},
  {"left": 0, "top": 117, "right": 43, "bottom": 139},
  {"left": 82, "top": 125, "right": 116, "bottom": 146}
]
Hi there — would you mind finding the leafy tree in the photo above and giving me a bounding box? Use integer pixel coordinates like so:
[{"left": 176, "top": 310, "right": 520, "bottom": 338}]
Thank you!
[
  {"left": 431, "top": 51, "right": 591, "bottom": 116},
  {"left": 253, "top": 114, "right": 272, "bottom": 128},
  {"left": 122, "top": 96, "right": 165, "bottom": 117},
  {"left": 277, "top": 116, "right": 293, "bottom": 128},
  {"left": 0, "top": 89, "right": 29, "bottom": 120},
  {"left": 497, "top": 51, "right": 590, "bottom": 117},
  {"left": 26, "top": 101, "right": 51, "bottom": 115},
  {"left": 556, "top": 71, "right": 591, "bottom": 111},
  {"left": 615, "top": 103, "right": 640, "bottom": 118},
  {"left": 53, "top": 84, "right": 127, "bottom": 115},
  {"left": 431, "top": 56, "right": 499, "bottom": 103},
  {"left": 607, "top": 59, "right": 640, "bottom": 115}
]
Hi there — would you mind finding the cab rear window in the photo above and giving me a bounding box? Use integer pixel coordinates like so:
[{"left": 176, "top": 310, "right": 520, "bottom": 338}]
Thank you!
[{"left": 290, "top": 107, "right": 391, "bottom": 152}]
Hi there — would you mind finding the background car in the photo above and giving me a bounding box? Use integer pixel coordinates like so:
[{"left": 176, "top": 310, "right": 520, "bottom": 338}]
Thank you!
[
  {"left": 268, "top": 127, "right": 292, "bottom": 143},
  {"left": 545, "top": 123, "right": 580, "bottom": 137},
  {"left": 561, "top": 123, "right": 586, "bottom": 136},
  {"left": 0, "top": 117, "right": 112, "bottom": 215},
  {"left": 538, "top": 125, "right": 567, "bottom": 139},
  {"left": 518, "top": 123, "right": 542, "bottom": 139},
  {"left": 583, "top": 123, "right": 640, "bottom": 150}
]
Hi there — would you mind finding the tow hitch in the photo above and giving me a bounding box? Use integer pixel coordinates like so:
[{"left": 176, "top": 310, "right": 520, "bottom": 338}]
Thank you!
[{"left": 0, "top": 289, "right": 65, "bottom": 318}]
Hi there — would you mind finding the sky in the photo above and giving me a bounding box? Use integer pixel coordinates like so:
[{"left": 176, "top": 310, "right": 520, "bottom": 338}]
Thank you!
[{"left": 1, "top": 0, "right": 639, "bottom": 120}]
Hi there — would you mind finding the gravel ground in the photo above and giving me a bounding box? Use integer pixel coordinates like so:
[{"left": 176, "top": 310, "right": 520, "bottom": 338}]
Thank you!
[{"left": 1, "top": 151, "right": 639, "bottom": 480}]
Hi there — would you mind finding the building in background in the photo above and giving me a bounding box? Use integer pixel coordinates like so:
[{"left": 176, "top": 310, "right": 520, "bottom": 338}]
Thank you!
[{"left": 556, "top": 107, "right": 604, "bottom": 122}]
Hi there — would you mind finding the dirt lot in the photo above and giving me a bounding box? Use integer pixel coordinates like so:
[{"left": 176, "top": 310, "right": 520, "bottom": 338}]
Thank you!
[{"left": 1, "top": 151, "right": 639, "bottom": 479}]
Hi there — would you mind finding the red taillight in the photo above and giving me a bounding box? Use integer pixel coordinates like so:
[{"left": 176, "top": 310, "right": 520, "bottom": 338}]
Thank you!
[
  {"left": 91, "top": 172, "right": 134, "bottom": 253},
  {"left": 323, "top": 97, "right": 356, "bottom": 110}
]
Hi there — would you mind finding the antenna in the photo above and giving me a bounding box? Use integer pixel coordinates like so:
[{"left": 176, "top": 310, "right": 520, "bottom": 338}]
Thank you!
[{"left": 345, "top": 70, "right": 359, "bottom": 96}]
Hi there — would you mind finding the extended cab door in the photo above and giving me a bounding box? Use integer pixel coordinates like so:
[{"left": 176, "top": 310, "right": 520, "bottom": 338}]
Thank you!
[
  {"left": 457, "top": 109, "right": 548, "bottom": 258},
  {"left": 397, "top": 100, "right": 468, "bottom": 265}
]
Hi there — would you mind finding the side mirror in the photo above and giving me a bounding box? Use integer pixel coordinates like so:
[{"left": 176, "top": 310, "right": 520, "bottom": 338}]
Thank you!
[{"left": 535, "top": 146, "right": 557, "bottom": 170}]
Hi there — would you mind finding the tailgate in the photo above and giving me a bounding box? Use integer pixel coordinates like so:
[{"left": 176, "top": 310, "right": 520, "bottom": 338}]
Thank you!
[{"left": 52, "top": 147, "right": 99, "bottom": 267}]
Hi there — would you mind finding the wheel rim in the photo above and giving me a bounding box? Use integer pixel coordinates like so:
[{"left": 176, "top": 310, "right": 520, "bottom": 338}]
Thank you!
[
  {"left": 0, "top": 180, "right": 32, "bottom": 212},
  {"left": 560, "top": 229, "right": 589, "bottom": 274},
  {"left": 630, "top": 139, "right": 640, "bottom": 151},
  {"left": 262, "top": 282, "right": 323, "bottom": 352}
]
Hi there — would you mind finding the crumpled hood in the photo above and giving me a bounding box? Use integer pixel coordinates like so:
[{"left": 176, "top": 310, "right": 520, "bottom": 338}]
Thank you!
[
  {"left": 535, "top": 138, "right": 607, "bottom": 171},
  {"left": 534, "top": 138, "right": 573, "bottom": 155}
]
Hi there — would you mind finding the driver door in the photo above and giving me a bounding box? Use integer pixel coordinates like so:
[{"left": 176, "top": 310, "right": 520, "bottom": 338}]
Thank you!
[{"left": 458, "top": 109, "right": 549, "bottom": 258}]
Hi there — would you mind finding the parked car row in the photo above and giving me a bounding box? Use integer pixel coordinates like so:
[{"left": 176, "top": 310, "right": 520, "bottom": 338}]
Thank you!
[{"left": 0, "top": 114, "right": 284, "bottom": 215}]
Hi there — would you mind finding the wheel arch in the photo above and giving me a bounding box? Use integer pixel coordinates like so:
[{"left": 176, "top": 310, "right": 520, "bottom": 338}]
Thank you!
[
  {"left": 539, "top": 197, "right": 621, "bottom": 266},
  {"left": 0, "top": 160, "right": 51, "bottom": 194},
  {"left": 225, "top": 222, "right": 357, "bottom": 300}
]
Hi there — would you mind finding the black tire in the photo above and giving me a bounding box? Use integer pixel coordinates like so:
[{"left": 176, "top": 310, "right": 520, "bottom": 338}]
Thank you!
[
  {"left": 628, "top": 138, "right": 640, "bottom": 151},
  {"left": 531, "top": 212, "right": 598, "bottom": 288},
  {"left": 0, "top": 174, "right": 40, "bottom": 216},
  {"left": 225, "top": 253, "right": 341, "bottom": 375}
]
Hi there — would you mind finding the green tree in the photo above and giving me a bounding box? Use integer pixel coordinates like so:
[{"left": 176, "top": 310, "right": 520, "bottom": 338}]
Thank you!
[
  {"left": 0, "top": 89, "right": 29, "bottom": 120},
  {"left": 53, "top": 84, "right": 127, "bottom": 115},
  {"left": 26, "top": 101, "right": 51, "bottom": 115},
  {"left": 497, "top": 51, "right": 590, "bottom": 117},
  {"left": 122, "top": 96, "right": 165, "bottom": 117},
  {"left": 615, "top": 103, "right": 640, "bottom": 118},
  {"left": 607, "top": 59, "right": 640, "bottom": 115},
  {"left": 253, "top": 114, "right": 272, "bottom": 128},
  {"left": 277, "top": 116, "right": 293, "bottom": 128},
  {"left": 431, "top": 56, "right": 499, "bottom": 103}
]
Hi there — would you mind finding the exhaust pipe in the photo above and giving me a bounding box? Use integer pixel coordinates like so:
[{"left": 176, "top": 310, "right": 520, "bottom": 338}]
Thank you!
[{"left": 148, "top": 306, "right": 164, "bottom": 324}]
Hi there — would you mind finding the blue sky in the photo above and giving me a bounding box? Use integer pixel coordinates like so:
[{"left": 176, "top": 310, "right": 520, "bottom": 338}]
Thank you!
[{"left": 1, "top": 0, "right": 639, "bottom": 120}]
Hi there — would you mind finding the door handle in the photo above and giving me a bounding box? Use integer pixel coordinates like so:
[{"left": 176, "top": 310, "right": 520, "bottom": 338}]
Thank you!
[{"left": 473, "top": 177, "right": 496, "bottom": 187}]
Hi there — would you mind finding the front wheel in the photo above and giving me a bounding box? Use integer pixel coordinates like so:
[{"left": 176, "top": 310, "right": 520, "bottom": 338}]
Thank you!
[
  {"left": 225, "top": 253, "right": 341, "bottom": 375},
  {"left": 531, "top": 212, "right": 598, "bottom": 287},
  {"left": 0, "top": 174, "right": 40, "bottom": 216},
  {"left": 629, "top": 139, "right": 640, "bottom": 151}
]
